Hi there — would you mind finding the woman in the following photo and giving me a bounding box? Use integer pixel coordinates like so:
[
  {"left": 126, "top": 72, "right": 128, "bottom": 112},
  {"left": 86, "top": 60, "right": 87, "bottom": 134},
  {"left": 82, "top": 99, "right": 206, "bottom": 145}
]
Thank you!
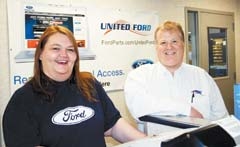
[{"left": 3, "top": 25, "right": 146, "bottom": 147}]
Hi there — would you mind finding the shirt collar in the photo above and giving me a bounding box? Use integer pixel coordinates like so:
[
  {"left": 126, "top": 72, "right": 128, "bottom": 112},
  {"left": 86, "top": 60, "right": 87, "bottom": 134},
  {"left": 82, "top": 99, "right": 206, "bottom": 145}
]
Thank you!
[{"left": 156, "top": 61, "right": 185, "bottom": 76}]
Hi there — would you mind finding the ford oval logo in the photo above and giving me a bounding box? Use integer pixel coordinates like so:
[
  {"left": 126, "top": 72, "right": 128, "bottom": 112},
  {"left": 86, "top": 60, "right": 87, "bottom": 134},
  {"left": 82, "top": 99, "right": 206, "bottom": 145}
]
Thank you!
[
  {"left": 52, "top": 106, "right": 95, "bottom": 125},
  {"left": 25, "top": 5, "right": 33, "bottom": 10},
  {"left": 132, "top": 59, "right": 153, "bottom": 69}
]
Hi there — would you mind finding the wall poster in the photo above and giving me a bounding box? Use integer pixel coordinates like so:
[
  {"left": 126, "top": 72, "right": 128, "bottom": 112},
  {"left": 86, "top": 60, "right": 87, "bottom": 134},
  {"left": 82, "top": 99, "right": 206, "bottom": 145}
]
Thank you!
[{"left": 7, "top": 0, "right": 159, "bottom": 94}]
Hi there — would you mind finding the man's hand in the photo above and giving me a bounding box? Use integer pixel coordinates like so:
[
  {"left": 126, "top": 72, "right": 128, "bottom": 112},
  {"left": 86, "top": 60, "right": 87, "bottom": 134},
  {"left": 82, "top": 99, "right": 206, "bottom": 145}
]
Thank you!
[{"left": 190, "top": 107, "right": 203, "bottom": 118}]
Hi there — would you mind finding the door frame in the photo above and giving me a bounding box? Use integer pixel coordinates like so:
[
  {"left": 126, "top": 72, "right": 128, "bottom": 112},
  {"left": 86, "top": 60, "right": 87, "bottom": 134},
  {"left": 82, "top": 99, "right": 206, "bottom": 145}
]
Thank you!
[{"left": 184, "top": 7, "right": 236, "bottom": 113}]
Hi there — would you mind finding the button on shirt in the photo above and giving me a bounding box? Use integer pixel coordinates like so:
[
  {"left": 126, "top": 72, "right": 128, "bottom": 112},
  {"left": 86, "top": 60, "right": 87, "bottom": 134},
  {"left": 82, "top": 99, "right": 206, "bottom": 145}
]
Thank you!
[{"left": 124, "top": 62, "right": 228, "bottom": 121}]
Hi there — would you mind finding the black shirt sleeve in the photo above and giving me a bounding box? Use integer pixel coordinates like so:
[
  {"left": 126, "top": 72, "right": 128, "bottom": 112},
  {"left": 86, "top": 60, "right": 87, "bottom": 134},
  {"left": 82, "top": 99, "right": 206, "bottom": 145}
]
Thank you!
[
  {"left": 94, "top": 80, "right": 121, "bottom": 132},
  {"left": 3, "top": 87, "right": 41, "bottom": 147}
]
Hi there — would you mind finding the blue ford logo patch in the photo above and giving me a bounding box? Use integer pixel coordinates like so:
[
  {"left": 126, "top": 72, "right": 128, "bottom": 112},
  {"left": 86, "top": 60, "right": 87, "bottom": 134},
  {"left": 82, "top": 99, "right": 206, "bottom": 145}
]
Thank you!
[
  {"left": 25, "top": 5, "right": 33, "bottom": 10},
  {"left": 132, "top": 59, "right": 153, "bottom": 69}
]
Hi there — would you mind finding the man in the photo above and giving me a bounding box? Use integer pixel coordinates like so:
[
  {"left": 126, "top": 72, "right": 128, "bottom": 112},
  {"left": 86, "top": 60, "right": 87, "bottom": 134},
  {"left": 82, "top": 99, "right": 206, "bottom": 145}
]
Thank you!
[{"left": 124, "top": 21, "right": 228, "bottom": 122}]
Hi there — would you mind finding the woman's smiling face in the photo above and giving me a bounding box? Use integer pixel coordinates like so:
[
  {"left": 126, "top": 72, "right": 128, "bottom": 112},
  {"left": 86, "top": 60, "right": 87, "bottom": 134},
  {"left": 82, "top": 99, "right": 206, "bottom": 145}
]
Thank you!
[{"left": 40, "top": 32, "right": 77, "bottom": 81}]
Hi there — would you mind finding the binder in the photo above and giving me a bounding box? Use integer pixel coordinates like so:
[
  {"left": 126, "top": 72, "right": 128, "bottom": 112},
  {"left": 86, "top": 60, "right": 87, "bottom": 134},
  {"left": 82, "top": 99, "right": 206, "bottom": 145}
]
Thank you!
[
  {"left": 161, "top": 124, "right": 236, "bottom": 147},
  {"left": 139, "top": 115, "right": 209, "bottom": 129}
]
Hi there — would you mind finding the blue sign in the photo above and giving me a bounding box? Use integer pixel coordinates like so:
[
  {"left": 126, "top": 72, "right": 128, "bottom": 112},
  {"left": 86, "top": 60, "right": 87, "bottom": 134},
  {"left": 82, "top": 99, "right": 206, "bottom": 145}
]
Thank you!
[{"left": 234, "top": 84, "right": 240, "bottom": 120}]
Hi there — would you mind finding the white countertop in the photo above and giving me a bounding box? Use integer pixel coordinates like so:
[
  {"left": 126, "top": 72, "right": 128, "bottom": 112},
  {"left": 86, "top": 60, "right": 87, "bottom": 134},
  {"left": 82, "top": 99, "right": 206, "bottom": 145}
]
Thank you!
[{"left": 113, "top": 128, "right": 196, "bottom": 147}]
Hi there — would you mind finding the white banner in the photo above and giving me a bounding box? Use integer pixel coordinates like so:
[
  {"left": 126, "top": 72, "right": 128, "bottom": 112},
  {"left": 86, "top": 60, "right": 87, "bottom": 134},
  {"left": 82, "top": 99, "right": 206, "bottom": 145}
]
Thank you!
[{"left": 8, "top": 1, "right": 159, "bottom": 93}]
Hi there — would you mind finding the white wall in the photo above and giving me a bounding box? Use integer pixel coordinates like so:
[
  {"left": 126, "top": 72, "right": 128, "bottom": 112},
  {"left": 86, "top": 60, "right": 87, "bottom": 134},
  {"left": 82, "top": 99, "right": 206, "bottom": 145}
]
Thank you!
[
  {"left": 0, "top": 0, "right": 10, "bottom": 146},
  {"left": 0, "top": 0, "right": 239, "bottom": 146}
]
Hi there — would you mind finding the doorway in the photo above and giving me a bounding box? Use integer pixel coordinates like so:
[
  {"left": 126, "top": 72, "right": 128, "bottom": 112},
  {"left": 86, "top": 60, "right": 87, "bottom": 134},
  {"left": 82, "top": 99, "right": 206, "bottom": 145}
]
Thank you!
[{"left": 185, "top": 8, "right": 235, "bottom": 114}]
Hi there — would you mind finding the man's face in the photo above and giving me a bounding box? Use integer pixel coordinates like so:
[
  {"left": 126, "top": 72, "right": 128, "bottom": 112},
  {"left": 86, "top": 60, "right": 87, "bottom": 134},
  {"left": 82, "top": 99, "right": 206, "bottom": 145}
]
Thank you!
[{"left": 155, "top": 30, "right": 184, "bottom": 72}]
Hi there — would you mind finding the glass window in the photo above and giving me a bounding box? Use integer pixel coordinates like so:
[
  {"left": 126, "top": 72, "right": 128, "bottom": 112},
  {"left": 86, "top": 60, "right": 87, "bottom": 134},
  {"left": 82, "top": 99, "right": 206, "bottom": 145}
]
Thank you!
[
  {"left": 187, "top": 11, "right": 199, "bottom": 66},
  {"left": 208, "top": 27, "right": 228, "bottom": 77}
]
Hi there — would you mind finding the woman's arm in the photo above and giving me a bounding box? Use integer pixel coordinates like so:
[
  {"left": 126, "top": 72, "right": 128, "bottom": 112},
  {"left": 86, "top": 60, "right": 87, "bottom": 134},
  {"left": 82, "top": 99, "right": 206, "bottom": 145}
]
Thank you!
[{"left": 104, "top": 118, "right": 147, "bottom": 143}]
